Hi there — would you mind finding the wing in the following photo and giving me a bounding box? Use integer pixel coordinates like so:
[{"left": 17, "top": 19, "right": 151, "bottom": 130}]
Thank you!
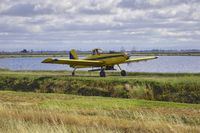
[
  {"left": 42, "top": 58, "right": 103, "bottom": 66},
  {"left": 124, "top": 56, "right": 158, "bottom": 63}
]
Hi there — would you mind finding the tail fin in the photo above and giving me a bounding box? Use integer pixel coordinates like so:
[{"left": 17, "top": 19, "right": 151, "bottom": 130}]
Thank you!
[{"left": 69, "top": 49, "right": 78, "bottom": 59}]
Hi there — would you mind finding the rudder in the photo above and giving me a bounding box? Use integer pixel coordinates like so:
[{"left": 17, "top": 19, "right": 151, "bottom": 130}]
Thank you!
[{"left": 69, "top": 49, "right": 78, "bottom": 59}]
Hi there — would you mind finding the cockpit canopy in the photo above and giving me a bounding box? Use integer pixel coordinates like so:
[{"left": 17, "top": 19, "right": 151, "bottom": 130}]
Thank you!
[{"left": 92, "top": 48, "right": 103, "bottom": 55}]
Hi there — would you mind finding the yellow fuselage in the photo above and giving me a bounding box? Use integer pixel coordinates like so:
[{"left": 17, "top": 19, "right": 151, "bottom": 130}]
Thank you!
[{"left": 74, "top": 53, "right": 127, "bottom": 68}]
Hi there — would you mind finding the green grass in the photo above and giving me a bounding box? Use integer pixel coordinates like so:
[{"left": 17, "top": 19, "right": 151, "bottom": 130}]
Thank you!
[
  {"left": 0, "top": 91, "right": 199, "bottom": 133},
  {"left": 0, "top": 69, "right": 200, "bottom": 104}
]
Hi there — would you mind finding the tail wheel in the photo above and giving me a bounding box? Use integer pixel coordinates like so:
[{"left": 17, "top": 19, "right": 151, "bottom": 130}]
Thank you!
[
  {"left": 121, "top": 70, "right": 127, "bottom": 76},
  {"left": 100, "top": 69, "right": 106, "bottom": 77}
]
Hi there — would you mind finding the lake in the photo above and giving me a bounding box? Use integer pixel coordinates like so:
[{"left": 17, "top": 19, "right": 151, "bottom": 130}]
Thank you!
[{"left": 0, "top": 56, "right": 200, "bottom": 73}]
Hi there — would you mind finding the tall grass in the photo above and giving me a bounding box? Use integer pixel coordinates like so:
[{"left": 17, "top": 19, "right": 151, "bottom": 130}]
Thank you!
[{"left": 0, "top": 91, "right": 199, "bottom": 133}]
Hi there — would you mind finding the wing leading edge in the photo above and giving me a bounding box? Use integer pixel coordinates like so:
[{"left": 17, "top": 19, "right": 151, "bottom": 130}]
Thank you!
[
  {"left": 42, "top": 58, "right": 103, "bottom": 66},
  {"left": 125, "top": 56, "right": 158, "bottom": 63}
]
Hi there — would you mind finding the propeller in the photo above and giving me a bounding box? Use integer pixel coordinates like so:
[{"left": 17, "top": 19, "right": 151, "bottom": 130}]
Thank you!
[
  {"left": 124, "top": 52, "right": 132, "bottom": 66},
  {"left": 124, "top": 52, "right": 131, "bottom": 60}
]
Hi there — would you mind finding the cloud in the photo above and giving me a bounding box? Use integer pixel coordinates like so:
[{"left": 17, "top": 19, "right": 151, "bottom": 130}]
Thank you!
[
  {"left": 0, "top": 0, "right": 200, "bottom": 51},
  {"left": 1, "top": 3, "right": 54, "bottom": 16},
  {"left": 118, "top": 0, "right": 200, "bottom": 9}
]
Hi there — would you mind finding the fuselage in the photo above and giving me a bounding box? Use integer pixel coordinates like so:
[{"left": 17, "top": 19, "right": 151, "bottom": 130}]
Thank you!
[{"left": 73, "top": 53, "right": 129, "bottom": 68}]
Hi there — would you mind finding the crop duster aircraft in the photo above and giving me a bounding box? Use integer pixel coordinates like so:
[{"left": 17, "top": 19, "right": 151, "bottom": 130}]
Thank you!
[{"left": 42, "top": 48, "right": 158, "bottom": 77}]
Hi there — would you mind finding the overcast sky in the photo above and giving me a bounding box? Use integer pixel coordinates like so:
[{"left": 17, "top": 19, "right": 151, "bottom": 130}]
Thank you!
[{"left": 0, "top": 0, "right": 200, "bottom": 51}]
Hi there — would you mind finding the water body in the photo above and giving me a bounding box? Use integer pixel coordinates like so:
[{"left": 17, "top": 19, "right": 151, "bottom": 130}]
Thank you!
[{"left": 0, "top": 56, "right": 200, "bottom": 73}]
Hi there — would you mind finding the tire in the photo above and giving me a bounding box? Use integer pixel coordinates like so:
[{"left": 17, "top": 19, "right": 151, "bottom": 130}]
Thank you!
[
  {"left": 121, "top": 70, "right": 127, "bottom": 76},
  {"left": 72, "top": 72, "right": 75, "bottom": 76},
  {"left": 100, "top": 70, "right": 106, "bottom": 77}
]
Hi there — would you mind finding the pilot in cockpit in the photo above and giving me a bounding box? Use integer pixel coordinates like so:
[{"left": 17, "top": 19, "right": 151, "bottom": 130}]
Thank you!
[{"left": 92, "top": 48, "right": 103, "bottom": 55}]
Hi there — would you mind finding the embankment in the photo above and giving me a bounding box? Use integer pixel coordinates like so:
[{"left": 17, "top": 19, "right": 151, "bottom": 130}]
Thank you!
[{"left": 0, "top": 69, "right": 199, "bottom": 103}]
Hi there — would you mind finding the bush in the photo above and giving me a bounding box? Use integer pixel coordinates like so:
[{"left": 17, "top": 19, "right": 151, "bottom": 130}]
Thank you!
[
  {"left": 128, "top": 85, "right": 153, "bottom": 100},
  {"left": 111, "top": 85, "right": 129, "bottom": 98}
]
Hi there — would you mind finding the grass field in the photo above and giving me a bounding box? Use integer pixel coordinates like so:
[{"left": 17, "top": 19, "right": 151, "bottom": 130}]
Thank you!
[
  {"left": 0, "top": 91, "right": 199, "bottom": 133},
  {"left": 0, "top": 69, "right": 200, "bottom": 132}
]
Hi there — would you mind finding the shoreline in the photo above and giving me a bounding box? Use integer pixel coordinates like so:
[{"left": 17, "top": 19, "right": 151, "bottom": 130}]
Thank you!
[{"left": 1, "top": 53, "right": 200, "bottom": 58}]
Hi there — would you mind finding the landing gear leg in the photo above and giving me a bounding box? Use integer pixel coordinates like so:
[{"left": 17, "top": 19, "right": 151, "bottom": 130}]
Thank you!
[
  {"left": 72, "top": 68, "right": 76, "bottom": 76},
  {"left": 117, "top": 65, "right": 127, "bottom": 76},
  {"left": 100, "top": 67, "right": 106, "bottom": 77}
]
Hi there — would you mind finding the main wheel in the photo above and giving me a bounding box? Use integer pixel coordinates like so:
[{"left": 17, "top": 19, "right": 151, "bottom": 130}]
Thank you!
[
  {"left": 121, "top": 70, "right": 127, "bottom": 76},
  {"left": 72, "top": 72, "right": 75, "bottom": 76},
  {"left": 100, "top": 69, "right": 106, "bottom": 77}
]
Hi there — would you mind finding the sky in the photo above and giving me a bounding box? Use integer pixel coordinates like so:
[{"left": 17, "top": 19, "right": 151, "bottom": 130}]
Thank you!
[{"left": 0, "top": 0, "right": 200, "bottom": 51}]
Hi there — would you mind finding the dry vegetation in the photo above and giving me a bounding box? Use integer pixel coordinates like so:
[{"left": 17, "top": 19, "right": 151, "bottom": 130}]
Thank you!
[
  {"left": 0, "top": 69, "right": 200, "bottom": 132},
  {"left": 0, "top": 91, "right": 199, "bottom": 133}
]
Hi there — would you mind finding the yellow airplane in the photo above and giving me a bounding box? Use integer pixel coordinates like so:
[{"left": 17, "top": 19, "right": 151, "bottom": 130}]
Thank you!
[{"left": 42, "top": 48, "right": 158, "bottom": 77}]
